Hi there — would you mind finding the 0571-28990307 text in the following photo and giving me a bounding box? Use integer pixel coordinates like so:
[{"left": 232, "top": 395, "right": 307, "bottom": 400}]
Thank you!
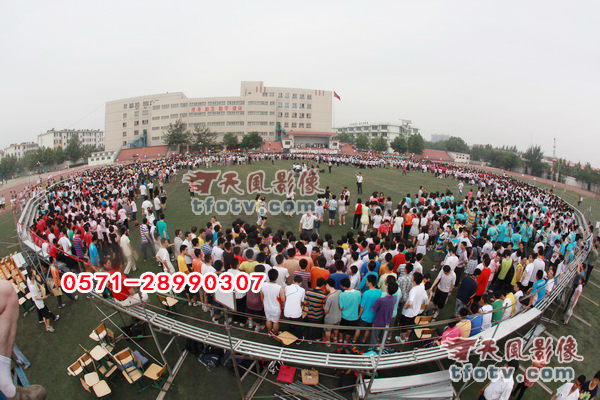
[{"left": 60, "top": 271, "right": 266, "bottom": 294}]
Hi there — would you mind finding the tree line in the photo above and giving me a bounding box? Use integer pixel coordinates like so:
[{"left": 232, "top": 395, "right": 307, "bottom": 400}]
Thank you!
[
  {"left": 163, "top": 119, "right": 263, "bottom": 152},
  {"left": 0, "top": 136, "right": 103, "bottom": 179}
]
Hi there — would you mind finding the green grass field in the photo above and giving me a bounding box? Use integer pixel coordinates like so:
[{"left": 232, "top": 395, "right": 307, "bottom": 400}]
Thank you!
[{"left": 4, "top": 161, "right": 599, "bottom": 399}]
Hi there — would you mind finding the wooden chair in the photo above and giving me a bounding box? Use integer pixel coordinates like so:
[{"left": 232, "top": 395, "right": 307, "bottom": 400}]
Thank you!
[
  {"left": 143, "top": 363, "right": 168, "bottom": 390},
  {"left": 415, "top": 315, "right": 433, "bottom": 325},
  {"left": 78, "top": 352, "right": 94, "bottom": 372},
  {"left": 98, "top": 360, "right": 118, "bottom": 382},
  {"left": 114, "top": 348, "right": 147, "bottom": 392},
  {"left": 156, "top": 294, "right": 179, "bottom": 310},
  {"left": 80, "top": 377, "right": 112, "bottom": 399},
  {"left": 90, "top": 323, "right": 115, "bottom": 350},
  {"left": 67, "top": 360, "right": 84, "bottom": 377},
  {"left": 414, "top": 328, "right": 436, "bottom": 340}
]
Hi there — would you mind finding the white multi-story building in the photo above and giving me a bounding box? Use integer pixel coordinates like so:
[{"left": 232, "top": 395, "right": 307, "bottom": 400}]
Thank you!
[
  {"left": 1, "top": 142, "right": 38, "bottom": 159},
  {"left": 37, "top": 129, "right": 104, "bottom": 149},
  {"left": 334, "top": 120, "right": 419, "bottom": 150},
  {"left": 104, "top": 81, "right": 333, "bottom": 151}
]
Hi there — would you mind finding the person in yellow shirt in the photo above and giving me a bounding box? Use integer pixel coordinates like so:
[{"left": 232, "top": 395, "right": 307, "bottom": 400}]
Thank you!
[
  {"left": 454, "top": 307, "right": 472, "bottom": 338},
  {"left": 177, "top": 245, "right": 193, "bottom": 306}
]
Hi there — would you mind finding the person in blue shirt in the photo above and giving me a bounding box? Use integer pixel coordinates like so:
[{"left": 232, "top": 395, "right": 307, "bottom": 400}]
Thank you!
[
  {"left": 339, "top": 277, "right": 362, "bottom": 343},
  {"left": 359, "top": 261, "right": 379, "bottom": 291},
  {"left": 330, "top": 260, "right": 349, "bottom": 290},
  {"left": 467, "top": 303, "right": 483, "bottom": 336},
  {"left": 354, "top": 275, "right": 382, "bottom": 344},
  {"left": 89, "top": 235, "right": 100, "bottom": 268},
  {"left": 528, "top": 270, "right": 547, "bottom": 307},
  {"left": 511, "top": 230, "right": 522, "bottom": 248}
]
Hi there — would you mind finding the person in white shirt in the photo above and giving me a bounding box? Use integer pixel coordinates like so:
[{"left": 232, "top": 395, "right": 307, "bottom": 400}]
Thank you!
[
  {"left": 551, "top": 375, "right": 586, "bottom": 400},
  {"left": 119, "top": 227, "right": 136, "bottom": 275},
  {"left": 26, "top": 267, "right": 59, "bottom": 333},
  {"left": 399, "top": 272, "right": 426, "bottom": 342},
  {"left": 430, "top": 265, "right": 456, "bottom": 316},
  {"left": 299, "top": 210, "right": 318, "bottom": 235},
  {"left": 479, "top": 294, "right": 494, "bottom": 331},
  {"left": 283, "top": 276, "right": 306, "bottom": 343},
  {"left": 479, "top": 360, "right": 519, "bottom": 400},
  {"left": 156, "top": 238, "right": 175, "bottom": 274},
  {"left": 445, "top": 247, "right": 459, "bottom": 272},
  {"left": 261, "top": 269, "right": 286, "bottom": 336}
]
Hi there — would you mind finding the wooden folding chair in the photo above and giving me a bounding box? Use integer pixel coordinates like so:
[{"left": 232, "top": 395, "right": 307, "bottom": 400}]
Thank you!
[
  {"left": 80, "top": 377, "right": 112, "bottom": 399},
  {"left": 415, "top": 315, "right": 433, "bottom": 325},
  {"left": 143, "top": 363, "right": 168, "bottom": 390},
  {"left": 67, "top": 360, "right": 84, "bottom": 377},
  {"left": 114, "top": 348, "right": 147, "bottom": 392},
  {"left": 156, "top": 294, "right": 179, "bottom": 310},
  {"left": 414, "top": 328, "right": 436, "bottom": 340},
  {"left": 98, "top": 360, "right": 118, "bottom": 382}
]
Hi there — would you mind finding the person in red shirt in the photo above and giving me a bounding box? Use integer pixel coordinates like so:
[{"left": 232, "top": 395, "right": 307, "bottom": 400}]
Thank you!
[
  {"left": 392, "top": 247, "right": 406, "bottom": 273},
  {"left": 107, "top": 259, "right": 148, "bottom": 306},
  {"left": 474, "top": 259, "right": 491, "bottom": 304}
]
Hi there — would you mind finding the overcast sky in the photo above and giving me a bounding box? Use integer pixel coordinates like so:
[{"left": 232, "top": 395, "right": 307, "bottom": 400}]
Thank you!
[{"left": 1, "top": 1, "right": 598, "bottom": 166}]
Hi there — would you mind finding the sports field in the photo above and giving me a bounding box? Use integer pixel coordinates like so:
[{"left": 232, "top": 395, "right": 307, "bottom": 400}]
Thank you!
[{"left": 4, "top": 160, "right": 599, "bottom": 399}]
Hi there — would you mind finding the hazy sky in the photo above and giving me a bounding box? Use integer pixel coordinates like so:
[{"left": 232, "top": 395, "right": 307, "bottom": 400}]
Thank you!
[{"left": 1, "top": 1, "right": 598, "bottom": 166}]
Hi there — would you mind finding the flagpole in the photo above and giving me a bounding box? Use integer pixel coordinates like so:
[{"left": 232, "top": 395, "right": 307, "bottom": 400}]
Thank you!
[{"left": 332, "top": 91, "right": 336, "bottom": 130}]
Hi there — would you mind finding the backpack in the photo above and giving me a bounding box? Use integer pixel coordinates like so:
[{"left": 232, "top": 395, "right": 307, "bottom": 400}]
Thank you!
[{"left": 198, "top": 353, "right": 220, "bottom": 369}]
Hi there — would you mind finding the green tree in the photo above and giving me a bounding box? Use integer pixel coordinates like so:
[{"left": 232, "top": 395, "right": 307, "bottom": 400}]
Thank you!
[
  {"left": 496, "top": 152, "right": 522, "bottom": 171},
  {"left": 446, "top": 136, "right": 470, "bottom": 153},
  {"left": 407, "top": 133, "right": 425, "bottom": 155},
  {"left": 335, "top": 131, "right": 354, "bottom": 144},
  {"left": 240, "top": 132, "right": 263, "bottom": 149},
  {"left": 354, "top": 133, "right": 371, "bottom": 151},
  {"left": 53, "top": 147, "right": 66, "bottom": 165},
  {"left": 222, "top": 132, "right": 239, "bottom": 150},
  {"left": 192, "top": 126, "right": 217, "bottom": 152},
  {"left": 371, "top": 137, "right": 388, "bottom": 152},
  {"left": 523, "top": 145, "right": 545, "bottom": 176},
  {"left": 163, "top": 119, "right": 190, "bottom": 153},
  {"left": 390, "top": 136, "right": 407, "bottom": 154},
  {"left": 65, "top": 136, "right": 84, "bottom": 162},
  {"left": 0, "top": 156, "right": 18, "bottom": 179}
]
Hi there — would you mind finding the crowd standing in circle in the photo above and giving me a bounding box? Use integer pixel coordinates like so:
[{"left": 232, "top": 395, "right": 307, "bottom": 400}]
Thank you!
[{"left": 21, "top": 153, "right": 596, "bottom": 362}]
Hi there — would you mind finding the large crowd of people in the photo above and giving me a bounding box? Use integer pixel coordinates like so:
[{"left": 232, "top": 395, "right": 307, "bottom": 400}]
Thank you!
[{"left": 12, "top": 150, "right": 598, "bottom": 398}]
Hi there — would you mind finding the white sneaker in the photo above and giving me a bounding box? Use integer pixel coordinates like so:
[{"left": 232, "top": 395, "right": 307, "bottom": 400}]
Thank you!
[
  {"left": 212, "top": 317, "right": 219, "bottom": 323},
  {"left": 74, "top": 295, "right": 79, "bottom": 301},
  {"left": 202, "top": 305, "right": 209, "bottom": 312},
  {"left": 54, "top": 315, "right": 60, "bottom": 322},
  {"left": 248, "top": 322, "right": 255, "bottom": 329}
]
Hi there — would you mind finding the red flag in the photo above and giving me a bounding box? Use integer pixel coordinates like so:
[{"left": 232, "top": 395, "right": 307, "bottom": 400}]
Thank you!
[{"left": 334, "top": 91, "right": 341, "bottom": 101}]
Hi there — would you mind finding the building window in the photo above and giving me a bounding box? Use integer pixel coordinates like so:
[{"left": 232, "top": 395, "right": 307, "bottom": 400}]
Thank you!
[
  {"left": 122, "top": 131, "right": 127, "bottom": 137},
  {"left": 306, "top": 123, "right": 311, "bottom": 128},
  {"left": 123, "top": 141, "right": 127, "bottom": 145},
  {"left": 122, "top": 122, "right": 127, "bottom": 127},
  {"left": 129, "top": 103, "right": 134, "bottom": 108},
  {"left": 134, "top": 111, "right": 139, "bottom": 117},
  {"left": 292, "top": 103, "right": 297, "bottom": 108},
  {"left": 227, "top": 121, "right": 244, "bottom": 126},
  {"left": 134, "top": 130, "right": 139, "bottom": 135},
  {"left": 285, "top": 103, "right": 289, "bottom": 108},
  {"left": 248, "top": 101, "right": 269, "bottom": 105},
  {"left": 123, "top": 113, "right": 127, "bottom": 118},
  {"left": 152, "top": 126, "right": 160, "bottom": 130},
  {"left": 143, "top": 129, "right": 147, "bottom": 135},
  {"left": 227, "top": 101, "right": 245, "bottom": 105},
  {"left": 123, "top": 104, "right": 127, "bottom": 110},
  {"left": 152, "top": 105, "right": 160, "bottom": 110},
  {"left": 291, "top": 122, "right": 297, "bottom": 128},
  {"left": 277, "top": 112, "right": 283, "bottom": 117},
  {"left": 161, "top": 116, "right": 169, "bottom": 119},
  {"left": 299, "top": 123, "right": 304, "bottom": 128},
  {"left": 179, "top": 113, "right": 187, "bottom": 117},
  {"left": 262, "top": 92, "right": 268, "bottom": 97},
  {"left": 284, "top": 112, "right": 289, "bottom": 118},
  {"left": 307, "top": 113, "right": 311, "bottom": 119},
  {"left": 134, "top": 121, "right": 140, "bottom": 126},
  {"left": 142, "top": 110, "right": 148, "bottom": 116},
  {"left": 299, "top": 94, "right": 305, "bottom": 99},
  {"left": 292, "top": 94, "right": 297, "bottom": 99},
  {"left": 143, "top": 101, "right": 150, "bottom": 106},
  {"left": 278, "top": 93, "right": 283, "bottom": 98},
  {"left": 307, "top": 104, "right": 312, "bottom": 109},
  {"left": 248, "top": 111, "right": 268, "bottom": 115},
  {"left": 207, "top": 101, "right": 226, "bottom": 106},
  {"left": 180, "top": 103, "right": 188, "bottom": 107},
  {"left": 284, "top": 122, "right": 289, "bottom": 128},
  {"left": 171, "top": 104, "right": 179, "bottom": 108},
  {"left": 292, "top": 113, "right": 297, "bottom": 118},
  {"left": 307, "top": 95, "right": 312, "bottom": 100},
  {"left": 135, "top": 102, "right": 139, "bottom": 108},
  {"left": 300, "top": 103, "right": 305, "bottom": 109},
  {"left": 285, "top": 93, "right": 289, "bottom": 98},
  {"left": 226, "top": 111, "right": 244, "bottom": 115},
  {"left": 152, "top": 136, "right": 159, "bottom": 141},
  {"left": 170, "top": 114, "right": 178, "bottom": 118},
  {"left": 142, "top": 120, "right": 148, "bottom": 125},
  {"left": 161, "top": 104, "right": 169, "bottom": 109},
  {"left": 152, "top": 116, "right": 160, "bottom": 120},
  {"left": 300, "top": 113, "right": 305, "bottom": 118}
]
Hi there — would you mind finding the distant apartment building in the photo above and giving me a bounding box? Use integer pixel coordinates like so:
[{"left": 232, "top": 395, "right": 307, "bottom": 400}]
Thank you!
[
  {"left": 104, "top": 81, "right": 333, "bottom": 151},
  {"left": 37, "top": 129, "right": 104, "bottom": 149},
  {"left": 430, "top": 133, "right": 450, "bottom": 143},
  {"left": 334, "top": 120, "right": 419, "bottom": 150},
  {"left": 1, "top": 142, "right": 38, "bottom": 159}
]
